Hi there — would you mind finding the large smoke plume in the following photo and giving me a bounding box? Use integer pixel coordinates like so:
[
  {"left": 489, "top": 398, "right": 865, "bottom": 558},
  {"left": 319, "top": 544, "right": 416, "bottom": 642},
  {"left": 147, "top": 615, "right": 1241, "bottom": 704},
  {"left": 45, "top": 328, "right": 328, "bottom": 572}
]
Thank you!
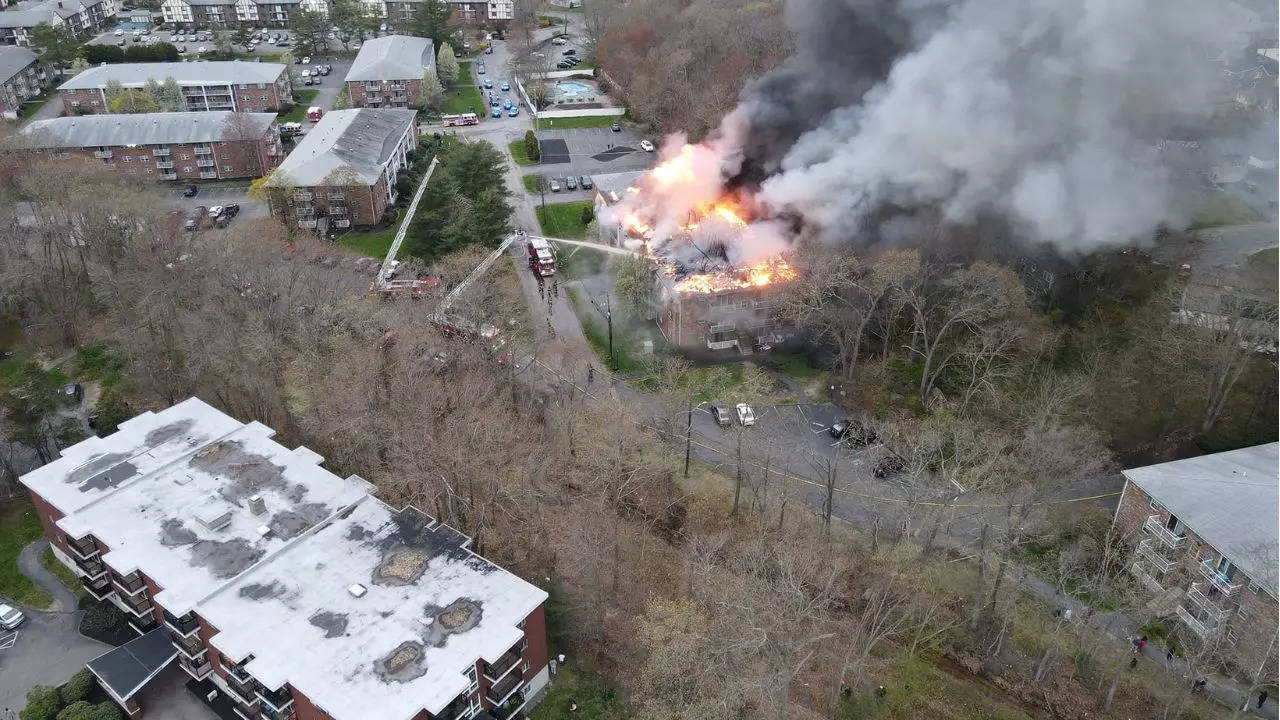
[{"left": 622, "top": 0, "right": 1258, "bottom": 255}]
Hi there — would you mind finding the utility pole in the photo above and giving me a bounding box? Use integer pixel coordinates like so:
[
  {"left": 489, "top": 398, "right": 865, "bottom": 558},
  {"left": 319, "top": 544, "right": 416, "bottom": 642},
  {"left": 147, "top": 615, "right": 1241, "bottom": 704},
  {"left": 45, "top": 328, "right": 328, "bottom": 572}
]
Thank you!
[
  {"left": 684, "top": 401, "right": 693, "bottom": 478},
  {"left": 586, "top": 291, "right": 614, "bottom": 370}
]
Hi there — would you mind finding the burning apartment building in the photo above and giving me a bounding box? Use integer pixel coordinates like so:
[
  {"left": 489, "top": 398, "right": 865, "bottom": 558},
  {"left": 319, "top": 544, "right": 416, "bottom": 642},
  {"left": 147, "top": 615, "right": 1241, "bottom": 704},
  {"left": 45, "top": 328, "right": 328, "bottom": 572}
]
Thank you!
[{"left": 592, "top": 149, "right": 797, "bottom": 353}]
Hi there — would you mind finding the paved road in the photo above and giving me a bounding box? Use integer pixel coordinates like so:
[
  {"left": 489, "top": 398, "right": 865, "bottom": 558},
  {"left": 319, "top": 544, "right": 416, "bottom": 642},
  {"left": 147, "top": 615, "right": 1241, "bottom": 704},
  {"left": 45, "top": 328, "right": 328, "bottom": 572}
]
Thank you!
[{"left": 0, "top": 541, "right": 110, "bottom": 714}]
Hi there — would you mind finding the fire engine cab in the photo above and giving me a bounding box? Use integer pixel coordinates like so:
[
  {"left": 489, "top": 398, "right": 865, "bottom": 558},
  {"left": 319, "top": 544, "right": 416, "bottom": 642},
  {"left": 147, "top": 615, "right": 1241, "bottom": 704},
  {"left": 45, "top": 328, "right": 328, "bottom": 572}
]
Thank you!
[{"left": 525, "top": 236, "right": 556, "bottom": 277}]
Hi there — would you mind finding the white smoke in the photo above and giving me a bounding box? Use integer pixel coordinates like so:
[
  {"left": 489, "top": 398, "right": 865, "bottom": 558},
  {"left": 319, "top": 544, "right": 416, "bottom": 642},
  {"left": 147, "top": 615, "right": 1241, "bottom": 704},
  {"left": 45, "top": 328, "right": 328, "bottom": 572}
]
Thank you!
[{"left": 755, "top": 0, "right": 1252, "bottom": 249}]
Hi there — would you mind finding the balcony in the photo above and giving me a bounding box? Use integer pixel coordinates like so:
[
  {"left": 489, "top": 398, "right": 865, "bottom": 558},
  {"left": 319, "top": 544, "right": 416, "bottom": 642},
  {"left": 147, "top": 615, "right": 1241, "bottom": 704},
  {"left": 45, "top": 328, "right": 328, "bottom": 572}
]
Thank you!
[
  {"left": 486, "top": 671, "right": 522, "bottom": 705},
  {"left": 171, "top": 629, "right": 205, "bottom": 659},
  {"left": 255, "top": 685, "right": 293, "bottom": 713},
  {"left": 1175, "top": 604, "right": 1212, "bottom": 639},
  {"left": 112, "top": 574, "right": 147, "bottom": 597},
  {"left": 127, "top": 614, "right": 158, "bottom": 635},
  {"left": 68, "top": 536, "right": 100, "bottom": 560},
  {"left": 1185, "top": 583, "right": 1231, "bottom": 624},
  {"left": 200, "top": 171, "right": 218, "bottom": 179},
  {"left": 75, "top": 555, "right": 106, "bottom": 580},
  {"left": 332, "top": 219, "right": 350, "bottom": 228},
  {"left": 161, "top": 172, "right": 178, "bottom": 181},
  {"left": 1198, "top": 559, "right": 1241, "bottom": 596},
  {"left": 155, "top": 161, "right": 174, "bottom": 169},
  {"left": 93, "top": 149, "right": 112, "bottom": 159},
  {"left": 153, "top": 147, "right": 171, "bottom": 156},
  {"left": 258, "top": 703, "right": 296, "bottom": 720},
  {"left": 120, "top": 594, "right": 154, "bottom": 618},
  {"left": 290, "top": 191, "right": 313, "bottom": 202},
  {"left": 1135, "top": 538, "right": 1176, "bottom": 574},
  {"left": 1130, "top": 561, "right": 1164, "bottom": 594},
  {"left": 194, "top": 146, "right": 213, "bottom": 155},
  {"left": 484, "top": 647, "right": 522, "bottom": 682},
  {"left": 296, "top": 218, "right": 317, "bottom": 229},
  {"left": 1142, "top": 515, "right": 1186, "bottom": 550},
  {"left": 223, "top": 672, "right": 259, "bottom": 707},
  {"left": 328, "top": 204, "right": 348, "bottom": 216},
  {"left": 179, "top": 656, "right": 213, "bottom": 680},
  {"left": 82, "top": 575, "right": 113, "bottom": 600},
  {"left": 164, "top": 609, "right": 200, "bottom": 637},
  {"left": 196, "top": 157, "right": 215, "bottom": 167}
]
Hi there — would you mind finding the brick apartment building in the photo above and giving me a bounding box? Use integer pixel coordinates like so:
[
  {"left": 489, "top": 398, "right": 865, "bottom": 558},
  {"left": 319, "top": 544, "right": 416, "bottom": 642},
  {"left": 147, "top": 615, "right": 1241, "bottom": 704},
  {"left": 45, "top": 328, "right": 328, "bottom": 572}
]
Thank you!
[
  {"left": 266, "top": 107, "right": 417, "bottom": 229},
  {"left": 344, "top": 35, "right": 434, "bottom": 108},
  {"left": 444, "top": 0, "right": 509, "bottom": 23},
  {"left": 20, "top": 111, "right": 282, "bottom": 182},
  {"left": 58, "top": 61, "right": 290, "bottom": 114},
  {"left": 0, "top": 45, "right": 48, "bottom": 118},
  {"left": 0, "top": 0, "right": 117, "bottom": 46},
  {"left": 20, "top": 398, "right": 552, "bottom": 720},
  {"left": 1114, "top": 443, "right": 1279, "bottom": 677}
]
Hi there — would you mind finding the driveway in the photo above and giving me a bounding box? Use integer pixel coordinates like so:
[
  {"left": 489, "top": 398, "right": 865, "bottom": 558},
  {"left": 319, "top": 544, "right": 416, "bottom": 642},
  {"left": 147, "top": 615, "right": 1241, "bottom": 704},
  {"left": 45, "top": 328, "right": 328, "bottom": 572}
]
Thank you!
[
  {"left": 134, "top": 666, "right": 220, "bottom": 720},
  {"left": 0, "top": 541, "right": 111, "bottom": 713},
  {"left": 164, "top": 187, "right": 269, "bottom": 222}
]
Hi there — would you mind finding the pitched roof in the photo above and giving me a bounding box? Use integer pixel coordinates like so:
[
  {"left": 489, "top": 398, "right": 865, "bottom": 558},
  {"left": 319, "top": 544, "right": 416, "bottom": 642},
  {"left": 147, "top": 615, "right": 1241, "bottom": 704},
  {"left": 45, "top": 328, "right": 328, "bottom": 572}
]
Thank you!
[
  {"left": 20, "top": 112, "right": 277, "bottom": 149},
  {"left": 1123, "top": 443, "right": 1279, "bottom": 595},
  {"left": 58, "top": 61, "right": 285, "bottom": 90},
  {"left": 344, "top": 35, "right": 434, "bottom": 82},
  {"left": 268, "top": 108, "right": 415, "bottom": 187},
  {"left": 0, "top": 0, "right": 108, "bottom": 25},
  {"left": 0, "top": 46, "right": 37, "bottom": 85}
]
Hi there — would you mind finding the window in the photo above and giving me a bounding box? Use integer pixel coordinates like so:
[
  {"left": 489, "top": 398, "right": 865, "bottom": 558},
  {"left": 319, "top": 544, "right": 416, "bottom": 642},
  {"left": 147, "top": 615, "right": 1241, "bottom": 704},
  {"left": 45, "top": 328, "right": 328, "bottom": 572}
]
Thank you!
[
  {"left": 220, "top": 153, "right": 229, "bottom": 159},
  {"left": 521, "top": 661, "right": 529, "bottom": 673},
  {"left": 464, "top": 665, "right": 478, "bottom": 694},
  {"left": 260, "top": 95, "right": 266, "bottom": 101},
  {"left": 222, "top": 165, "right": 233, "bottom": 172},
  {"left": 257, "top": 82, "right": 265, "bottom": 89},
  {"left": 145, "top": 168, "right": 153, "bottom": 174},
  {"left": 1147, "top": 497, "right": 1162, "bottom": 511},
  {"left": 1227, "top": 629, "right": 1239, "bottom": 645},
  {"left": 183, "top": 166, "right": 192, "bottom": 172},
  {"left": 121, "top": 155, "right": 131, "bottom": 162},
  {"left": 181, "top": 153, "right": 189, "bottom": 160},
  {"left": 71, "top": 100, "right": 80, "bottom": 107},
  {"left": 1238, "top": 603, "right": 1250, "bottom": 620}
]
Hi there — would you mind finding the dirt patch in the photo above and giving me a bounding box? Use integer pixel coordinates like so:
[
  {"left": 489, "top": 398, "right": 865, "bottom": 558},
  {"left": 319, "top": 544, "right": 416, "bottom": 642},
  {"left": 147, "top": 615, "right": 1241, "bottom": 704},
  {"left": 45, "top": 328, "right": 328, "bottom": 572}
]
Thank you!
[
  {"left": 375, "top": 641, "right": 427, "bottom": 682},
  {"left": 374, "top": 548, "right": 429, "bottom": 586},
  {"left": 423, "top": 599, "right": 483, "bottom": 647}
]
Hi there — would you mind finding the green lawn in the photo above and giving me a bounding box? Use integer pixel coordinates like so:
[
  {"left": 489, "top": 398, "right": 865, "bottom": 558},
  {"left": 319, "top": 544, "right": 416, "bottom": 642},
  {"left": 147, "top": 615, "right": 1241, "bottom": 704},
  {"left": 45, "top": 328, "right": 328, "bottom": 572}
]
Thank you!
[
  {"left": 555, "top": 244, "right": 606, "bottom": 279},
  {"left": 535, "top": 200, "right": 593, "bottom": 238},
  {"left": 1188, "top": 191, "right": 1261, "bottom": 229},
  {"left": 337, "top": 227, "right": 397, "bottom": 258},
  {"left": 442, "top": 85, "right": 484, "bottom": 115},
  {"left": 278, "top": 89, "right": 321, "bottom": 123},
  {"left": 537, "top": 115, "right": 622, "bottom": 130},
  {"left": 17, "top": 93, "right": 51, "bottom": 121},
  {"left": 568, "top": 288, "right": 649, "bottom": 374},
  {"left": 837, "top": 654, "right": 1035, "bottom": 720},
  {"left": 522, "top": 174, "right": 545, "bottom": 192},
  {"left": 527, "top": 667, "right": 621, "bottom": 720},
  {"left": 509, "top": 140, "right": 537, "bottom": 167},
  {"left": 457, "top": 62, "right": 473, "bottom": 86},
  {"left": 0, "top": 502, "right": 52, "bottom": 609},
  {"left": 40, "top": 547, "right": 84, "bottom": 598}
]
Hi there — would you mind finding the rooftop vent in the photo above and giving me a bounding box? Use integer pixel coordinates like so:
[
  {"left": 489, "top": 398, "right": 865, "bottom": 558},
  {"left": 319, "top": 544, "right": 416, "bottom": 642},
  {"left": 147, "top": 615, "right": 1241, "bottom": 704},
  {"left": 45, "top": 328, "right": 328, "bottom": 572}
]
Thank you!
[
  {"left": 247, "top": 494, "right": 266, "bottom": 515},
  {"left": 195, "top": 502, "right": 232, "bottom": 532},
  {"left": 256, "top": 525, "right": 271, "bottom": 538},
  {"left": 348, "top": 583, "right": 367, "bottom": 598}
]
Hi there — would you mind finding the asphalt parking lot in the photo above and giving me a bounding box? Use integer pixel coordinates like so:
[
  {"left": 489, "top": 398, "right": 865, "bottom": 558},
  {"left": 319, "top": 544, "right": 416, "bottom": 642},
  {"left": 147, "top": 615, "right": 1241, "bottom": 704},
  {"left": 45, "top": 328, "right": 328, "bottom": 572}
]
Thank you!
[
  {"left": 88, "top": 24, "right": 370, "bottom": 58},
  {"left": 527, "top": 127, "right": 656, "bottom": 201}
]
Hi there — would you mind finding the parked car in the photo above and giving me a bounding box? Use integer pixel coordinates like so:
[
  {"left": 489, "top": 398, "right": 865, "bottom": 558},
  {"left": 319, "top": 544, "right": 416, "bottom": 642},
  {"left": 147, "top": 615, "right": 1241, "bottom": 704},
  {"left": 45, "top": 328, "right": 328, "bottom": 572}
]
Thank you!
[
  {"left": 579, "top": 175, "right": 592, "bottom": 189},
  {"left": 563, "top": 48, "right": 576, "bottom": 55},
  {"left": 208, "top": 204, "right": 225, "bottom": 218},
  {"left": 503, "top": 99, "right": 513, "bottom": 110},
  {"left": 176, "top": 44, "right": 186, "bottom": 53},
  {"left": 508, "top": 106, "right": 519, "bottom": 116},
  {"left": 556, "top": 61, "right": 570, "bottom": 69},
  {"left": 491, "top": 107, "right": 501, "bottom": 118},
  {"left": 483, "top": 78, "right": 493, "bottom": 89},
  {"left": 500, "top": 80, "right": 509, "bottom": 91},
  {"left": 490, "top": 96, "right": 499, "bottom": 107},
  {"left": 215, "top": 213, "right": 232, "bottom": 228},
  {"left": 566, "top": 176, "right": 577, "bottom": 190},
  {"left": 313, "top": 76, "right": 322, "bottom": 85},
  {"left": 114, "top": 28, "right": 123, "bottom": 36},
  {"left": 301, "top": 55, "right": 310, "bottom": 63},
  {"left": 552, "top": 37, "right": 567, "bottom": 45},
  {"left": 736, "top": 403, "right": 756, "bottom": 426},
  {"left": 485, "top": 45, "right": 493, "bottom": 54},
  {"left": 319, "top": 65, "right": 331, "bottom": 75},
  {"left": 611, "top": 121, "right": 621, "bottom": 132},
  {"left": 303, "top": 77, "right": 313, "bottom": 86},
  {"left": 710, "top": 406, "right": 733, "bottom": 427},
  {"left": 183, "top": 184, "right": 198, "bottom": 197},
  {"left": 549, "top": 178, "right": 561, "bottom": 192},
  {"left": 223, "top": 203, "right": 240, "bottom": 218},
  {"left": 476, "top": 64, "right": 485, "bottom": 74},
  {"left": 0, "top": 602, "right": 25, "bottom": 630},
  {"left": 639, "top": 140, "right": 655, "bottom": 152}
]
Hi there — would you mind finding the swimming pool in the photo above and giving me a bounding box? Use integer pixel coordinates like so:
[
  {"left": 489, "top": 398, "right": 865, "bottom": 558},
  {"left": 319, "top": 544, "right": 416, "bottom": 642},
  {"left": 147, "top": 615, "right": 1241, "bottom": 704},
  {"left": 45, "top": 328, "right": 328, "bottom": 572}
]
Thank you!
[{"left": 550, "top": 81, "right": 593, "bottom": 100}]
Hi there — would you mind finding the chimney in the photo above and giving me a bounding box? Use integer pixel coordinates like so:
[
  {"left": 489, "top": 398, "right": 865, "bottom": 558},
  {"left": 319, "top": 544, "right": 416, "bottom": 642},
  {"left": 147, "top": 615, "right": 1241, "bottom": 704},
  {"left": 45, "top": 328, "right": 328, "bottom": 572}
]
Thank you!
[{"left": 247, "top": 493, "right": 266, "bottom": 515}]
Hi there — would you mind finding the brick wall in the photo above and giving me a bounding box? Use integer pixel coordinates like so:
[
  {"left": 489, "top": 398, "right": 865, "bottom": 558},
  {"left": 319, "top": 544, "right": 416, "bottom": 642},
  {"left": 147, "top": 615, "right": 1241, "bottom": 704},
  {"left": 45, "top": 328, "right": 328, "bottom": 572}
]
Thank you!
[
  {"left": 35, "top": 134, "right": 280, "bottom": 182},
  {"left": 60, "top": 87, "right": 105, "bottom": 114},
  {"left": 347, "top": 78, "right": 421, "bottom": 109},
  {"left": 27, "top": 488, "right": 71, "bottom": 556},
  {"left": 521, "top": 604, "right": 548, "bottom": 683},
  {"left": 60, "top": 78, "right": 285, "bottom": 115}
]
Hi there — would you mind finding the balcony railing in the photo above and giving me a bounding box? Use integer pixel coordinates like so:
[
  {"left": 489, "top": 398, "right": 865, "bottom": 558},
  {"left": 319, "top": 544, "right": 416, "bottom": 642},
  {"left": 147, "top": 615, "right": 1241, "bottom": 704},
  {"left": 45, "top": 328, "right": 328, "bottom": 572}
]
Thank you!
[
  {"left": 1175, "top": 604, "right": 1211, "bottom": 638},
  {"left": 291, "top": 191, "right": 313, "bottom": 201},
  {"left": 1198, "top": 560, "right": 1241, "bottom": 596},
  {"left": 164, "top": 609, "right": 200, "bottom": 637},
  {"left": 82, "top": 575, "right": 113, "bottom": 600},
  {"left": 332, "top": 219, "right": 350, "bottom": 229},
  {"left": 328, "top": 204, "right": 348, "bottom": 215},
  {"left": 75, "top": 556, "right": 106, "bottom": 579},
  {"left": 1130, "top": 561, "right": 1164, "bottom": 594},
  {"left": 68, "top": 536, "right": 100, "bottom": 560},
  {"left": 171, "top": 630, "right": 205, "bottom": 659},
  {"left": 93, "top": 150, "right": 112, "bottom": 159},
  {"left": 120, "top": 595, "right": 154, "bottom": 618},
  {"left": 484, "top": 647, "right": 522, "bottom": 682},
  {"left": 223, "top": 673, "right": 259, "bottom": 707},
  {"left": 155, "top": 161, "right": 174, "bottom": 169},
  {"left": 1185, "top": 583, "right": 1231, "bottom": 624},
  {"left": 1142, "top": 515, "right": 1186, "bottom": 549},
  {"left": 255, "top": 685, "right": 293, "bottom": 713},
  {"left": 179, "top": 656, "right": 213, "bottom": 680},
  {"left": 296, "top": 219, "right": 317, "bottom": 228},
  {"left": 486, "top": 671, "right": 522, "bottom": 705},
  {"left": 1135, "top": 538, "right": 1176, "bottom": 574},
  {"left": 258, "top": 703, "right": 296, "bottom": 720},
  {"left": 153, "top": 147, "right": 171, "bottom": 156},
  {"left": 200, "top": 171, "right": 218, "bottom": 179},
  {"left": 194, "top": 146, "right": 213, "bottom": 155},
  {"left": 196, "top": 157, "right": 215, "bottom": 167}
]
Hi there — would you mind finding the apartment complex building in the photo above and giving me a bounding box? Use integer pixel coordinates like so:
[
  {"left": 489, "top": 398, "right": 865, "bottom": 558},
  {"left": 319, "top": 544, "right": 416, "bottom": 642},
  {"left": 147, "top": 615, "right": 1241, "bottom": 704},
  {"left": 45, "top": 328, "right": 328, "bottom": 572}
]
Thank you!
[
  {"left": 0, "top": 45, "right": 47, "bottom": 118},
  {"left": 58, "top": 61, "right": 290, "bottom": 114},
  {"left": 445, "top": 0, "right": 510, "bottom": 22},
  {"left": 344, "top": 35, "right": 434, "bottom": 108},
  {"left": 1115, "top": 443, "right": 1278, "bottom": 676},
  {"left": 21, "top": 398, "right": 551, "bottom": 720},
  {"left": 160, "top": 0, "right": 324, "bottom": 27},
  {"left": 266, "top": 107, "right": 417, "bottom": 229},
  {"left": 20, "top": 111, "right": 282, "bottom": 182},
  {"left": 0, "top": 0, "right": 117, "bottom": 46}
]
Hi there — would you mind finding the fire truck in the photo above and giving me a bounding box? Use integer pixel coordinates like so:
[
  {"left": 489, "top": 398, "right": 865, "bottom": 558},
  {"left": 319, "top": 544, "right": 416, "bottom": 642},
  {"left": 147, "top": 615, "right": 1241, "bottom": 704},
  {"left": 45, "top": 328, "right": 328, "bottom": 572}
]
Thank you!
[
  {"left": 442, "top": 113, "right": 480, "bottom": 127},
  {"left": 525, "top": 236, "right": 557, "bottom": 277}
]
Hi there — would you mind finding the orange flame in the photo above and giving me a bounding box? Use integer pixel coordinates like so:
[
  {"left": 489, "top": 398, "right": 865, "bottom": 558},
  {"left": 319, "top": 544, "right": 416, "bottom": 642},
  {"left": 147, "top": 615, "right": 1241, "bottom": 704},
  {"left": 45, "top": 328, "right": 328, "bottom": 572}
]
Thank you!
[{"left": 672, "top": 257, "right": 797, "bottom": 294}]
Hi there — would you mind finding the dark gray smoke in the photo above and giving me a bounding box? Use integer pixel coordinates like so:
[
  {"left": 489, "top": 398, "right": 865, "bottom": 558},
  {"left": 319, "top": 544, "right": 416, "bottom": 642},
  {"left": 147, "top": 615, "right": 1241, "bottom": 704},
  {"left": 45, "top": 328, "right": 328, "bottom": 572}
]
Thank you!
[{"left": 722, "top": 0, "right": 1257, "bottom": 250}]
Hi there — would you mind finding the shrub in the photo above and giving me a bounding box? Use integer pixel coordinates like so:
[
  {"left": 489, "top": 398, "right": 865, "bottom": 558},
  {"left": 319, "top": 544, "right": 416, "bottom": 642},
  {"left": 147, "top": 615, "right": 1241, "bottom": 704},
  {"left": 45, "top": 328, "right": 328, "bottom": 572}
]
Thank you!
[
  {"left": 580, "top": 204, "right": 594, "bottom": 226},
  {"left": 55, "top": 702, "right": 121, "bottom": 720},
  {"left": 60, "top": 670, "right": 94, "bottom": 705},
  {"left": 523, "top": 130, "right": 540, "bottom": 162},
  {"left": 79, "top": 599, "right": 127, "bottom": 637},
  {"left": 93, "top": 388, "right": 132, "bottom": 437},
  {"left": 20, "top": 686, "right": 62, "bottom": 720}
]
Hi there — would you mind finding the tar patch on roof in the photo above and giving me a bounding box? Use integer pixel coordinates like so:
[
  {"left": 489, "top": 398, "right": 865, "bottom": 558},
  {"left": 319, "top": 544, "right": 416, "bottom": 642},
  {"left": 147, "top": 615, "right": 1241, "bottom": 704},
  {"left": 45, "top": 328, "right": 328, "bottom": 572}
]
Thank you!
[
  {"left": 423, "top": 599, "right": 482, "bottom": 647},
  {"left": 191, "top": 440, "right": 288, "bottom": 500},
  {"left": 190, "top": 538, "right": 265, "bottom": 579},
  {"left": 375, "top": 641, "right": 427, "bottom": 682},
  {"left": 309, "top": 611, "right": 349, "bottom": 638}
]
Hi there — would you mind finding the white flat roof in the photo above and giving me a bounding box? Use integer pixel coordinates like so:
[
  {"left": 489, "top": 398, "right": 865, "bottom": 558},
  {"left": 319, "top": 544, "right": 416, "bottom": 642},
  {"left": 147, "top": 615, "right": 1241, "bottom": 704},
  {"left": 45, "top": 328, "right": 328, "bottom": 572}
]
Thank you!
[
  {"left": 21, "top": 398, "right": 374, "bottom": 615},
  {"left": 1123, "top": 443, "right": 1278, "bottom": 595},
  {"left": 201, "top": 496, "right": 546, "bottom": 720}
]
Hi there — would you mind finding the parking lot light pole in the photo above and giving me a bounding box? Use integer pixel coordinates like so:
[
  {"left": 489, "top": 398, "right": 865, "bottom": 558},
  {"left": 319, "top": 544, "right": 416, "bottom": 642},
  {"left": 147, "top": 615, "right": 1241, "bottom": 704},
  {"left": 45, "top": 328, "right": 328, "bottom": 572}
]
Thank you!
[{"left": 684, "top": 401, "right": 707, "bottom": 478}]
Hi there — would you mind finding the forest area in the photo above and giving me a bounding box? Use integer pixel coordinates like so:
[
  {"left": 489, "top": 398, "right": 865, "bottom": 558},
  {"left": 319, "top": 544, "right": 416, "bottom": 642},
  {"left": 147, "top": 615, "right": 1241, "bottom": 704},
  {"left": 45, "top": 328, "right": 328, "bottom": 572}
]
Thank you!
[{"left": 0, "top": 122, "right": 1273, "bottom": 720}]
